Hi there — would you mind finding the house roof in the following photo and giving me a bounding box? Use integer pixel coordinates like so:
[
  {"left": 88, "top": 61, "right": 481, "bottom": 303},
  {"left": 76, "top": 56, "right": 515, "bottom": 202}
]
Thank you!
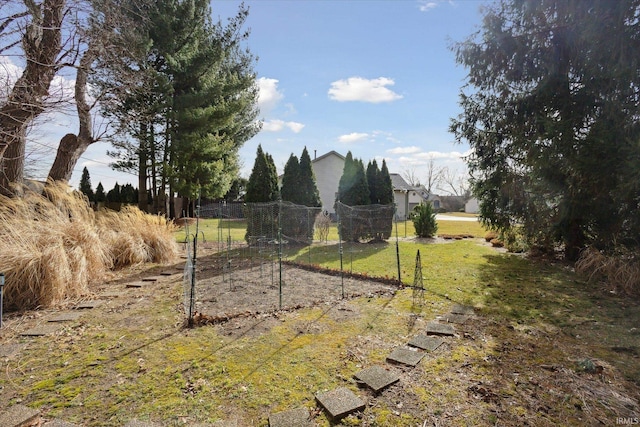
[
  {"left": 389, "top": 173, "right": 412, "bottom": 191},
  {"left": 312, "top": 150, "right": 345, "bottom": 163}
]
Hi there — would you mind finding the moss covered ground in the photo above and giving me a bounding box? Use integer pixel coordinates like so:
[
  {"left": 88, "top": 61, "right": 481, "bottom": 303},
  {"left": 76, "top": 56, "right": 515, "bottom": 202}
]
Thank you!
[{"left": 1, "top": 219, "right": 638, "bottom": 425}]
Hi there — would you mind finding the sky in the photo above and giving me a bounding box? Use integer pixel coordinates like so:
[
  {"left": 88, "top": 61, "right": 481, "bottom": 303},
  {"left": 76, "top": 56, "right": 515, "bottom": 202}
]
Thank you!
[{"left": 16, "top": 0, "right": 492, "bottom": 193}]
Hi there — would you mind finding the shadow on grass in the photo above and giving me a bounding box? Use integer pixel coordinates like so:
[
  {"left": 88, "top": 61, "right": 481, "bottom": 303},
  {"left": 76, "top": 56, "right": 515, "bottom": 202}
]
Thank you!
[{"left": 477, "top": 253, "right": 640, "bottom": 384}]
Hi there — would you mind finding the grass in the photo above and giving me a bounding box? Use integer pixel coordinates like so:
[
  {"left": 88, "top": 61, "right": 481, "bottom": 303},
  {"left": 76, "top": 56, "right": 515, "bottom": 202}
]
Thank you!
[
  {"left": 2, "top": 217, "right": 639, "bottom": 425},
  {"left": 174, "top": 214, "right": 485, "bottom": 244}
]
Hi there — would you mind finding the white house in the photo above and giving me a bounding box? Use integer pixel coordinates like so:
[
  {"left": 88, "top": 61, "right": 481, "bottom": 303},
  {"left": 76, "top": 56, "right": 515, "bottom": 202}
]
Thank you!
[
  {"left": 389, "top": 173, "right": 441, "bottom": 219},
  {"left": 311, "top": 150, "right": 345, "bottom": 214},
  {"left": 465, "top": 197, "right": 479, "bottom": 214}
]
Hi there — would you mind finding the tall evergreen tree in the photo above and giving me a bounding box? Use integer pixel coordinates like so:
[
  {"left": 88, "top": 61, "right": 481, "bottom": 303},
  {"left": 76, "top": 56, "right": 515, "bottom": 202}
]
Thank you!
[
  {"left": 245, "top": 145, "right": 279, "bottom": 203},
  {"left": 366, "top": 160, "right": 381, "bottom": 204},
  {"left": 337, "top": 152, "right": 370, "bottom": 207},
  {"left": 79, "top": 167, "right": 94, "bottom": 202},
  {"left": 450, "top": 0, "right": 640, "bottom": 260},
  {"left": 379, "top": 159, "right": 394, "bottom": 205},
  {"left": 298, "top": 147, "right": 321, "bottom": 207},
  {"left": 280, "top": 154, "right": 301, "bottom": 203},
  {"left": 94, "top": 182, "right": 106, "bottom": 203},
  {"left": 107, "top": 183, "right": 122, "bottom": 203},
  {"left": 100, "top": 0, "right": 259, "bottom": 215}
]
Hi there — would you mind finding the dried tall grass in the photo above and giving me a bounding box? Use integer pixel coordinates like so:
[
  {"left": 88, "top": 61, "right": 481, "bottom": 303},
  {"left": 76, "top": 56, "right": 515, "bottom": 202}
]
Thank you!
[
  {"left": 0, "top": 182, "right": 178, "bottom": 311},
  {"left": 576, "top": 246, "right": 640, "bottom": 296}
]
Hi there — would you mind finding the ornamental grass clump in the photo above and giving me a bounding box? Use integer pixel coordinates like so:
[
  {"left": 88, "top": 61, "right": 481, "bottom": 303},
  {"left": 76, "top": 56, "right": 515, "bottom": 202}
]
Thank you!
[
  {"left": 0, "top": 183, "right": 110, "bottom": 310},
  {"left": 0, "top": 182, "right": 179, "bottom": 311},
  {"left": 96, "top": 206, "right": 179, "bottom": 266},
  {"left": 576, "top": 246, "right": 640, "bottom": 296}
]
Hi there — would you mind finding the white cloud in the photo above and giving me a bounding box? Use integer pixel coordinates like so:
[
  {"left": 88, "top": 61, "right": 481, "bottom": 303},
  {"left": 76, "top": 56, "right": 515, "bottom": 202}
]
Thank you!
[
  {"left": 328, "top": 77, "right": 403, "bottom": 103},
  {"left": 418, "top": 1, "right": 439, "bottom": 12},
  {"left": 387, "top": 146, "right": 421, "bottom": 155},
  {"left": 338, "top": 132, "right": 369, "bottom": 143},
  {"left": 257, "top": 77, "right": 284, "bottom": 114},
  {"left": 262, "top": 119, "right": 305, "bottom": 133}
]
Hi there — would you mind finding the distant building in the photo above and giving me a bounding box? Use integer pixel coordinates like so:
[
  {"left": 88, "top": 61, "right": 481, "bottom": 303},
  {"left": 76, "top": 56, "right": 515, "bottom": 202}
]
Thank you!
[
  {"left": 389, "top": 174, "right": 441, "bottom": 219},
  {"left": 310, "top": 151, "right": 443, "bottom": 218},
  {"left": 311, "top": 150, "right": 345, "bottom": 214},
  {"left": 465, "top": 197, "right": 479, "bottom": 214}
]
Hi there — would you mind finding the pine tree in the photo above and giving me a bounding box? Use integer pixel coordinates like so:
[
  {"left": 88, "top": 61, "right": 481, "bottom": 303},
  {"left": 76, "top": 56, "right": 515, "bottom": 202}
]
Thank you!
[
  {"left": 107, "top": 183, "right": 121, "bottom": 203},
  {"left": 94, "top": 182, "right": 106, "bottom": 203},
  {"left": 379, "top": 159, "right": 394, "bottom": 205},
  {"left": 245, "top": 145, "right": 279, "bottom": 203},
  {"left": 79, "top": 167, "right": 94, "bottom": 202},
  {"left": 299, "top": 147, "right": 321, "bottom": 207},
  {"left": 280, "top": 154, "right": 301, "bottom": 203},
  {"left": 366, "top": 160, "right": 380, "bottom": 204}
]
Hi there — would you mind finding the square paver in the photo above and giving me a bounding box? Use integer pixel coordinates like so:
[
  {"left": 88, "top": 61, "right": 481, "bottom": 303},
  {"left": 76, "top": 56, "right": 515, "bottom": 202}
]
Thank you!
[
  {"left": 451, "top": 304, "right": 475, "bottom": 315},
  {"left": 386, "top": 346, "right": 425, "bottom": 367},
  {"left": 125, "top": 281, "right": 145, "bottom": 288},
  {"left": 0, "top": 343, "right": 28, "bottom": 358},
  {"left": 441, "top": 313, "right": 470, "bottom": 324},
  {"left": 0, "top": 404, "right": 40, "bottom": 427},
  {"left": 408, "top": 334, "right": 445, "bottom": 352},
  {"left": 354, "top": 365, "right": 400, "bottom": 393},
  {"left": 268, "top": 407, "right": 310, "bottom": 427},
  {"left": 160, "top": 271, "right": 177, "bottom": 276},
  {"left": 48, "top": 312, "right": 83, "bottom": 322},
  {"left": 21, "top": 324, "right": 63, "bottom": 336},
  {"left": 426, "top": 321, "right": 456, "bottom": 336},
  {"left": 315, "top": 387, "right": 365, "bottom": 420},
  {"left": 74, "top": 300, "right": 104, "bottom": 310}
]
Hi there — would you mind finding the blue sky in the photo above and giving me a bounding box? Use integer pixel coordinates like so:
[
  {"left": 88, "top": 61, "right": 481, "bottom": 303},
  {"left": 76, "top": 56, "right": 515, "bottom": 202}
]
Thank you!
[{"left": 20, "top": 0, "right": 491, "bottom": 192}]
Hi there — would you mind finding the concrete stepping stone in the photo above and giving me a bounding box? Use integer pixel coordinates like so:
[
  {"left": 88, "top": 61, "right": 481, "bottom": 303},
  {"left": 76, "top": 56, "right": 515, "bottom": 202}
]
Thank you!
[
  {"left": 315, "top": 387, "right": 366, "bottom": 421},
  {"left": 426, "top": 321, "right": 456, "bottom": 336},
  {"left": 160, "top": 271, "right": 177, "bottom": 276},
  {"left": 141, "top": 276, "right": 162, "bottom": 282},
  {"left": 0, "top": 404, "right": 40, "bottom": 427},
  {"left": 47, "top": 312, "right": 82, "bottom": 322},
  {"left": 268, "top": 407, "right": 310, "bottom": 426},
  {"left": 125, "top": 281, "right": 146, "bottom": 288},
  {"left": 74, "top": 300, "right": 104, "bottom": 310},
  {"left": 441, "top": 313, "right": 470, "bottom": 324},
  {"left": 0, "top": 343, "right": 28, "bottom": 358},
  {"left": 386, "top": 346, "right": 425, "bottom": 367},
  {"left": 408, "top": 334, "right": 445, "bottom": 352},
  {"left": 451, "top": 304, "right": 474, "bottom": 315},
  {"left": 354, "top": 365, "right": 400, "bottom": 393},
  {"left": 43, "top": 419, "right": 81, "bottom": 427},
  {"left": 21, "top": 324, "right": 63, "bottom": 336}
]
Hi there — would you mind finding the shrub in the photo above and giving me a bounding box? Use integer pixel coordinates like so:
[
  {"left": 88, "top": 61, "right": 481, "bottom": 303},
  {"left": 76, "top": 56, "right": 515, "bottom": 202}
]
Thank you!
[
  {"left": 485, "top": 231, "right": 498, "bottom": 242},
  {"left": 412, "top": 203, "right": 438, "bottom": 238}
]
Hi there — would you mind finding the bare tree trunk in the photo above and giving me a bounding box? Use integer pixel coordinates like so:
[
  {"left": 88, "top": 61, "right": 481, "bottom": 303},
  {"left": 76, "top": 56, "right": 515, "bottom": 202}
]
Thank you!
[
  {"left": 0, "top": 0, "right": 64, "bottom": 196},
  {"left": 138, "top": 126, "right": 148, "bottom": 212},
  {"left": 0, "top": 128, "right": 26, "bottom": 195},
  {"left": 47, "top": 49, "right": 96, "bottom": 183}
]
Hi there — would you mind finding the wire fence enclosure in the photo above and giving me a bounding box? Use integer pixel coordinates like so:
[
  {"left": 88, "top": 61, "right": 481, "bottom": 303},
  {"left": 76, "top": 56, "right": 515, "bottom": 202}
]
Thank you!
[{"left": 183, "top": 201, "right": 410, "bottom": 325}]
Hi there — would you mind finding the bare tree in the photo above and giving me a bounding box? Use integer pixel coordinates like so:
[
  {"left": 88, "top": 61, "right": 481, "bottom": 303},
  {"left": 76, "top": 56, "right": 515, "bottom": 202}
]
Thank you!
[
  {"left": 0, "top": 0, "right": 65, "bottom": 195},
  {"left": 438, "top": 167, "right": 471, "bottom": 199},
  {"left": 402, "top": 156, "right": 443, "bottom": 195}
]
